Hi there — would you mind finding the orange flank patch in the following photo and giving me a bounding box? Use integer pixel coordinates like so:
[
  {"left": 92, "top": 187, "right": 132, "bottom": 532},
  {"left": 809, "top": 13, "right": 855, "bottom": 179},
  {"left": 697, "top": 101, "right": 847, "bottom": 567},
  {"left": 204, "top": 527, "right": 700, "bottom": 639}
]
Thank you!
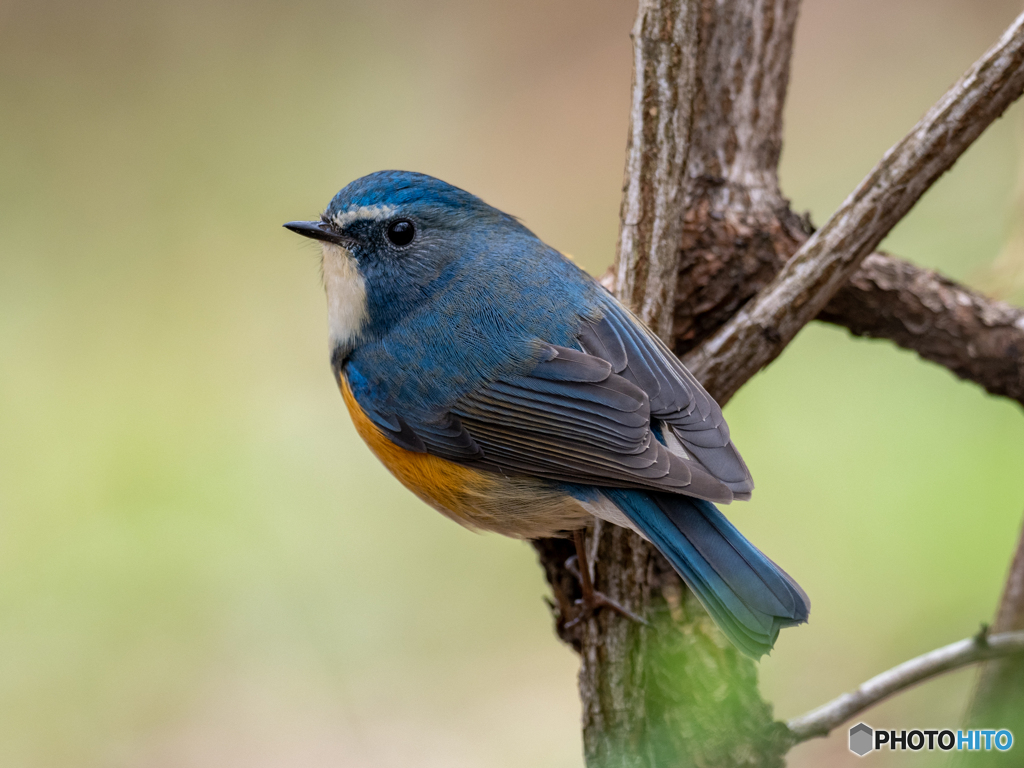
[{"left": 338, "top": 375, "right": 591, "bottom": 539}]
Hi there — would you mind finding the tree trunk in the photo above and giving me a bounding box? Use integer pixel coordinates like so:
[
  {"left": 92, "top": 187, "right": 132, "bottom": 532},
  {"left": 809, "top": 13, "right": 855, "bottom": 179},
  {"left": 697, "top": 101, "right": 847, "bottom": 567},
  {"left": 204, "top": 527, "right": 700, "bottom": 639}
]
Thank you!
[{"left": 535, "top": 1, "right": 803, "bottom": 765}]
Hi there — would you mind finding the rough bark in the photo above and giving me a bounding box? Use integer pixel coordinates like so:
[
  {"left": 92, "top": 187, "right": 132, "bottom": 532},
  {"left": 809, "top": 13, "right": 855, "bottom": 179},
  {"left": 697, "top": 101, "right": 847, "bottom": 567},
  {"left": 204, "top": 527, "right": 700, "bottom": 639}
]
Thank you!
[
  {"left": 820, "top": 254, "right": 1024, "bottom": 406},
  {"left": 588, "top": 1, "right": 805, "bottom": 764},
  {"left": 613, "top": 0, "right": 809, "bottom": 353},
  {"left": 603, "top": 0, "right": 809, "bottom": 362},
  {"left": 605, "top": 250, "right": 1024, "bottom": 408},
  {"left": 614, "top": 0, "right": 700, "bottom": 343},
  {"left": 668, "top": 0, "right": 809, "bottom": 356},
  {"left": 684, "top": 10, "right": 1024, "bottom": 403},
  {"left": 537, "top": 524, "right": 790, "bottom": 768}
]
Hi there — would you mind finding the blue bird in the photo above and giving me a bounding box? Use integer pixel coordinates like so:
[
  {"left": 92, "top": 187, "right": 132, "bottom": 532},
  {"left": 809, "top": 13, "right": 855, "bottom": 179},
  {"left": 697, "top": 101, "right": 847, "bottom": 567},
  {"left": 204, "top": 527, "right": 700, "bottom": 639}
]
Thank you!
[{"left": 285, "top": 170, "right": 809, "bottom": 657}]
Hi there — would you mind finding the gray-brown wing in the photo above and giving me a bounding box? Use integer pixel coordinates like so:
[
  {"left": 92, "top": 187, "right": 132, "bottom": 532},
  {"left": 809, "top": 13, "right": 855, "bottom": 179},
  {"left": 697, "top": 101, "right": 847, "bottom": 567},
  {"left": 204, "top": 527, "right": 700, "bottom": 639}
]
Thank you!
[
  {"left": 577, "top": 303, "right": 753, "bottom": 498},
  {"left": 449, "top": 344, "right": 736, "bottom": 503}
]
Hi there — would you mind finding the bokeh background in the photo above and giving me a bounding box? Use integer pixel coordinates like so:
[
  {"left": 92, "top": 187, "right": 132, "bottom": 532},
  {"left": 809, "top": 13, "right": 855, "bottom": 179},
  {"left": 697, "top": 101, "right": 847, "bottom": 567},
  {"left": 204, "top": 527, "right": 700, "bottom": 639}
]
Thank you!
[{"left": 2, "top": 0, "right": 1024, "bottom": 765}]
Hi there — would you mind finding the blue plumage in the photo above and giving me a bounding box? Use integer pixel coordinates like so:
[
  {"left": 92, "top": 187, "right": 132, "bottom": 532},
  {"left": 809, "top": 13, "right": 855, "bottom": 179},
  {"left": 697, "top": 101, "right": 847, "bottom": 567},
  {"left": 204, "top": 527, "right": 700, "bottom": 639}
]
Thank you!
[
  {"left": 285, "top": 170, "right": 809, "bottom": 658},
  {"left": 346, "top": 229, "right": 602, "bottom": 412},
  {"left": 327, "top": 170, "right": 513, "bottom": 220},
  {"left": 600, "top": 489, "right": 809, "bottom": 656}
]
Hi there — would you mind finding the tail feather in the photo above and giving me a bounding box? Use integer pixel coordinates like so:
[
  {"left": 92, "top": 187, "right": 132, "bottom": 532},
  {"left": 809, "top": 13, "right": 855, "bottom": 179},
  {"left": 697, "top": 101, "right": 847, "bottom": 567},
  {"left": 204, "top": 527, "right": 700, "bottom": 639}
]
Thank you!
[{"left": 603, "top": 489, "right": 809, "bottom": 657}]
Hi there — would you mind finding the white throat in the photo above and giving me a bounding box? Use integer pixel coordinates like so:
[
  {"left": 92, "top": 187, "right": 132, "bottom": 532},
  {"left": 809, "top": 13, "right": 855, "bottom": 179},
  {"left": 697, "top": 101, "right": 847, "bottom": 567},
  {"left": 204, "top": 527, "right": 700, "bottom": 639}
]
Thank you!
[{"left": 321, "top": 243, "right": 368, "bottom": 351}]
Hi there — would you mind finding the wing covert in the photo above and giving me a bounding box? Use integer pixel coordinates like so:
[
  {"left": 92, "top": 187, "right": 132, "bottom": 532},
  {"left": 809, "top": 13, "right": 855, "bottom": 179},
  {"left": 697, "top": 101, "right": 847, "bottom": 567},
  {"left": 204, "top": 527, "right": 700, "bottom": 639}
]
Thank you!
[
  {"left": 577, "top": 304, "right": 754, "bottom": 497},
  {"left": 450, "top": 344, "right": 736, "bottom": 502}
]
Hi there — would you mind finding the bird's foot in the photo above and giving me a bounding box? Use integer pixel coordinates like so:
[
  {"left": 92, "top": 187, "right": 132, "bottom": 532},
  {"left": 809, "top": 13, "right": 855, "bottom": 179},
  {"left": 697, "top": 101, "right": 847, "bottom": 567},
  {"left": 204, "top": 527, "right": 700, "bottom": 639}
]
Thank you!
[
  {"left": 564, "top": 582, "right": 648, "bottom": 628},
  {"left": 563, "top": 533, "right": 648, "bottom": 629}
]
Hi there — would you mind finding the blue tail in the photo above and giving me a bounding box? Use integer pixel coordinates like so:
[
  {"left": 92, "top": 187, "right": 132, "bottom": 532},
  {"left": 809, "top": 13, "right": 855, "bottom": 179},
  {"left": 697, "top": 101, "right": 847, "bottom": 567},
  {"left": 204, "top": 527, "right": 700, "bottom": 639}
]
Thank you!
[{"left": 603, "top": 489, "right": 809, "bottom": 657}]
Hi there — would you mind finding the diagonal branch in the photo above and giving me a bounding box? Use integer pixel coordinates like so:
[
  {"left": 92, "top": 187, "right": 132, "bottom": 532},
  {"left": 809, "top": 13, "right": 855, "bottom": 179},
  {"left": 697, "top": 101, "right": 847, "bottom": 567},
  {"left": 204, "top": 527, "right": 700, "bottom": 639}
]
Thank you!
[
  {"left": 601, "top": 251, "right": 1024, "bottom": 407},
  {"left": 786, "top": 630, "right": 1024, "bottom": 742},
  {"left": 820, "top": 253, "right": 1024, "bottom": 407},
  {"left": 684, "top": 10, "right": 1024, "bottom": 404}
]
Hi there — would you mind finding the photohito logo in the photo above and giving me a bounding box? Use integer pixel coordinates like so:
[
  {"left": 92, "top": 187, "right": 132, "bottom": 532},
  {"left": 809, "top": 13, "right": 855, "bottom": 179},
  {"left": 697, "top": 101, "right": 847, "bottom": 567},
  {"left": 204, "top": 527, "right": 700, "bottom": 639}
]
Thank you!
[
  {"left": 850, "top": 723, "right": 873, "bottom": 756},
  {"left": 848, "top": 723, "right": 1013, "bottom": 757}
]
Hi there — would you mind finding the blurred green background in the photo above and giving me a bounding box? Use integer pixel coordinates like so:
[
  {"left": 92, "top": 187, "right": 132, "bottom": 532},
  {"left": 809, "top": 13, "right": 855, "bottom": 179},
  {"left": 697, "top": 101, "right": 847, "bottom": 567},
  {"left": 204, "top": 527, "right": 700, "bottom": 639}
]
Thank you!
[{"left": 2, "top": 0, "right": 1024, "bottom": 765}]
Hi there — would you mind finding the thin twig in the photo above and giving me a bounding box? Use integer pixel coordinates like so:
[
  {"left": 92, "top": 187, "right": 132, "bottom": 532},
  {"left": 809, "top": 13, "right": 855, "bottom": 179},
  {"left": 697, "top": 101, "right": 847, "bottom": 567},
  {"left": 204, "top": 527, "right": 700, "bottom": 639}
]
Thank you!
[
  {"left": 786, "top": 630, "right": 1024, "bottom": 742},
  {"left": 684, "top": 9, "right": 1024, "bottom": 405}
]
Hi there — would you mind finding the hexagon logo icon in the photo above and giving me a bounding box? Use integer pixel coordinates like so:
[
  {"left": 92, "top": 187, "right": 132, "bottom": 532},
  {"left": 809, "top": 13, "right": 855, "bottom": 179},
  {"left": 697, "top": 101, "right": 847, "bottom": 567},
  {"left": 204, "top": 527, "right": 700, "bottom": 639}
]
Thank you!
[{"left": 849, "top": 723, "right": 874, "bottom": 757}]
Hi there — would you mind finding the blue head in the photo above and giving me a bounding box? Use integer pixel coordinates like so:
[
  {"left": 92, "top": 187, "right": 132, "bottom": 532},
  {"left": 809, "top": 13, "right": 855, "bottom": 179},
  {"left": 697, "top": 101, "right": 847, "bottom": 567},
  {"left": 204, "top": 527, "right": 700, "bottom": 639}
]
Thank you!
[{"left": 284, "top": 171, "right": 537, "bottom": 356}]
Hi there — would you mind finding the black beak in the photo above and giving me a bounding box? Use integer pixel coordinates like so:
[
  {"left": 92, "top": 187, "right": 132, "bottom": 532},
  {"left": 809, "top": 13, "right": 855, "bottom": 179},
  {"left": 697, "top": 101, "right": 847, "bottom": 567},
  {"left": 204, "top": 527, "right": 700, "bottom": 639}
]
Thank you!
[{"left": 283, "top": 220, "right": 353, "bottom": 246}]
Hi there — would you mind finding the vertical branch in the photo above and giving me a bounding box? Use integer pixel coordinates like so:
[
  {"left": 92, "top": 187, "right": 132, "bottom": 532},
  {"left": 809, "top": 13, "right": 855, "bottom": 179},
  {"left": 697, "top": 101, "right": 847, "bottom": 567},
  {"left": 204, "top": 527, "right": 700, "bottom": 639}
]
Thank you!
[
  {"left": 582, "top": 8, "right": 703, "bottom": 763},
  {"left": 616, "top": 0, "right": 809, "bottom": 354},
  {"left": 671, "top": 0, "right": 808, "bottom": 355},
  {"left": 962, "top": 519, "right": 1024, "bottom": 756},
  {"left": 615, "top": 0, "right": 700, "bottom": 341},
  {"left": 539, "top": 2, "right": 804, "bottom": 767},
  {"left": 685, "top": 0, "right": 798, "bottom": 199}
]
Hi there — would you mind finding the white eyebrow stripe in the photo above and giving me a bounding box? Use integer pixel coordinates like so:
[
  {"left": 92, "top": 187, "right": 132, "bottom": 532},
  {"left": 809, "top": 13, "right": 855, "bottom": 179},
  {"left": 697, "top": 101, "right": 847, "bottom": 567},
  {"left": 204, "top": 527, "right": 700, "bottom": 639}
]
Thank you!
[{"left": 330, "top": 204, "right": 397, "bottom": 228}]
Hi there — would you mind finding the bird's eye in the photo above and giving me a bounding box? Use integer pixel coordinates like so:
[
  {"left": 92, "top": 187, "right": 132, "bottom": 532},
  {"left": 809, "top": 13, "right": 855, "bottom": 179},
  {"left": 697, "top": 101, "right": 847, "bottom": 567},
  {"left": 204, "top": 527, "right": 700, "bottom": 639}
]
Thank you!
[{"left": 386, "top": 219, "right": 415, "bottom": 247}]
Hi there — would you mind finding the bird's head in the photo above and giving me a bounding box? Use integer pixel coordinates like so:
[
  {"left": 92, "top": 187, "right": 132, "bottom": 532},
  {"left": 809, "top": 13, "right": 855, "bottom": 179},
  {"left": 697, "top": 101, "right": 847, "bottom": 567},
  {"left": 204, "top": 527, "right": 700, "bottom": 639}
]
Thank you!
[{"left": 285, "top": 170, "right": 526, "bottom": 358}]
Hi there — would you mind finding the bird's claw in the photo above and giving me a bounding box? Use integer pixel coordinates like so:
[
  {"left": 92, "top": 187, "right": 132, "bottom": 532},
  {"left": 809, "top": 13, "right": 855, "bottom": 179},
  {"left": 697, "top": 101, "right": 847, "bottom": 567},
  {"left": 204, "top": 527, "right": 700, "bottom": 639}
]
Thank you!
[
  {"left": 564, "top": 537, "right": 648, "bottom": 628},
  {"left": 564, "top": 589, "right": 648, "bottom": 628}
]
